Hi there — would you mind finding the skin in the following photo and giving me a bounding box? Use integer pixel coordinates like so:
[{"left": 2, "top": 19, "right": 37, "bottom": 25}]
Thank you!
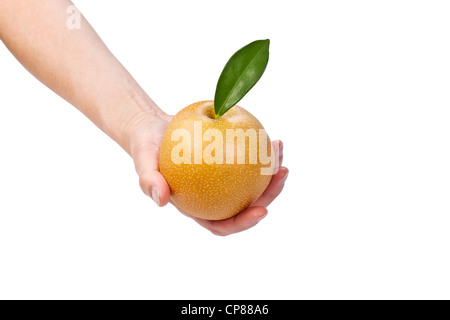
[{"left": 0, "top": 0, "right": 289, "bottom": 236}]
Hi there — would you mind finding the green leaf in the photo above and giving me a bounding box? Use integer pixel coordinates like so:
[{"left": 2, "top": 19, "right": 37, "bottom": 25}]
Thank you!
[{"left": 214, "top": 39, "right": 270, "bottom": 118}]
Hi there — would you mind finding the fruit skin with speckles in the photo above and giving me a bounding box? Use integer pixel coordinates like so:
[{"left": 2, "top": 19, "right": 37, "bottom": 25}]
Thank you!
[{"left": 159, "top": 100, "right": 274, "bottom": 220}]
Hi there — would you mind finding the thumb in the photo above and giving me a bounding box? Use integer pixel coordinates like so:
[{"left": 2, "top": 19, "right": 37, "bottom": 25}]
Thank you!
[{"left": 132, "top": 142, "right": 171, "bottom": 207}]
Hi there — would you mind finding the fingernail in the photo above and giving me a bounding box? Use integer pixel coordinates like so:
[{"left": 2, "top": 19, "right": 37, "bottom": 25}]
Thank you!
[
  {"left": 280, "top": 169, "right": 289, "bottom": 185},
  {"left": 257, "top": 209, "right": 268, "bottom": 221},
  {"left": 151, "top": 186, "right": 160, "bottom": 207}
]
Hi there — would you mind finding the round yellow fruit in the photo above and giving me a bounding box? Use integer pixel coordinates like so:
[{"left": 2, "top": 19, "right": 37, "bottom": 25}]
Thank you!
[{"left": 159, "top": 101, "right": 274, "bottom": 220}]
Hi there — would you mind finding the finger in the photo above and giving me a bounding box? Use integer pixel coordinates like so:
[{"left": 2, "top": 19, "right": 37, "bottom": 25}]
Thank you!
[
  {"left": 271, "top": 140, "right": 280, "bottom": 175},
  {"left": 271, "top": 140, "right": 283, "bottom": 174},
  {"left": 192, "top": 206, "right": 269, "bottom": 236},
  {"left": 132, "top": 142, "right": 171, "bottom": 207},
  {"left": 279, "top": 140, "right": 284, "bottom": 167},
  {"left": 252, "top": 166, "right": 289, "bottom": 208}
]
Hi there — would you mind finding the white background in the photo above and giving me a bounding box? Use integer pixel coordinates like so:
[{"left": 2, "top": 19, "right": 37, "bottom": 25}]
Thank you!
[{"left": 1, "top": 0, "right": 450, "bottom": 299}]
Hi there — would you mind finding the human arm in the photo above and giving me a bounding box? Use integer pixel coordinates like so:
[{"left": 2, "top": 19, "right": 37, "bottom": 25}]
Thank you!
[{"left": 0, "top": 0, "right": 288, "bottom": 235}]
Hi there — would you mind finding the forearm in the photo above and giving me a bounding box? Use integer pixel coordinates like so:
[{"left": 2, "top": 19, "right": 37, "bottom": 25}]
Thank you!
[{"left": 0, "top": 0, "right": 164, "bottom": 154}]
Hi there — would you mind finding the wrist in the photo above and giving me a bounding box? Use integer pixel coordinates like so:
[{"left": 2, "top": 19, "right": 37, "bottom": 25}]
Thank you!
[
  {"left": 120, "top": 100, "right": 169, "bottom": 156},
  {"left": 99, "top": 84, "right": 169, "bottom": 155}
]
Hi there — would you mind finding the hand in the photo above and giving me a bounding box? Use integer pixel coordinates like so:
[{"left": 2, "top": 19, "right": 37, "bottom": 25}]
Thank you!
[{"left": 129, "top": 111, "right": 289, "bottom": 236}]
